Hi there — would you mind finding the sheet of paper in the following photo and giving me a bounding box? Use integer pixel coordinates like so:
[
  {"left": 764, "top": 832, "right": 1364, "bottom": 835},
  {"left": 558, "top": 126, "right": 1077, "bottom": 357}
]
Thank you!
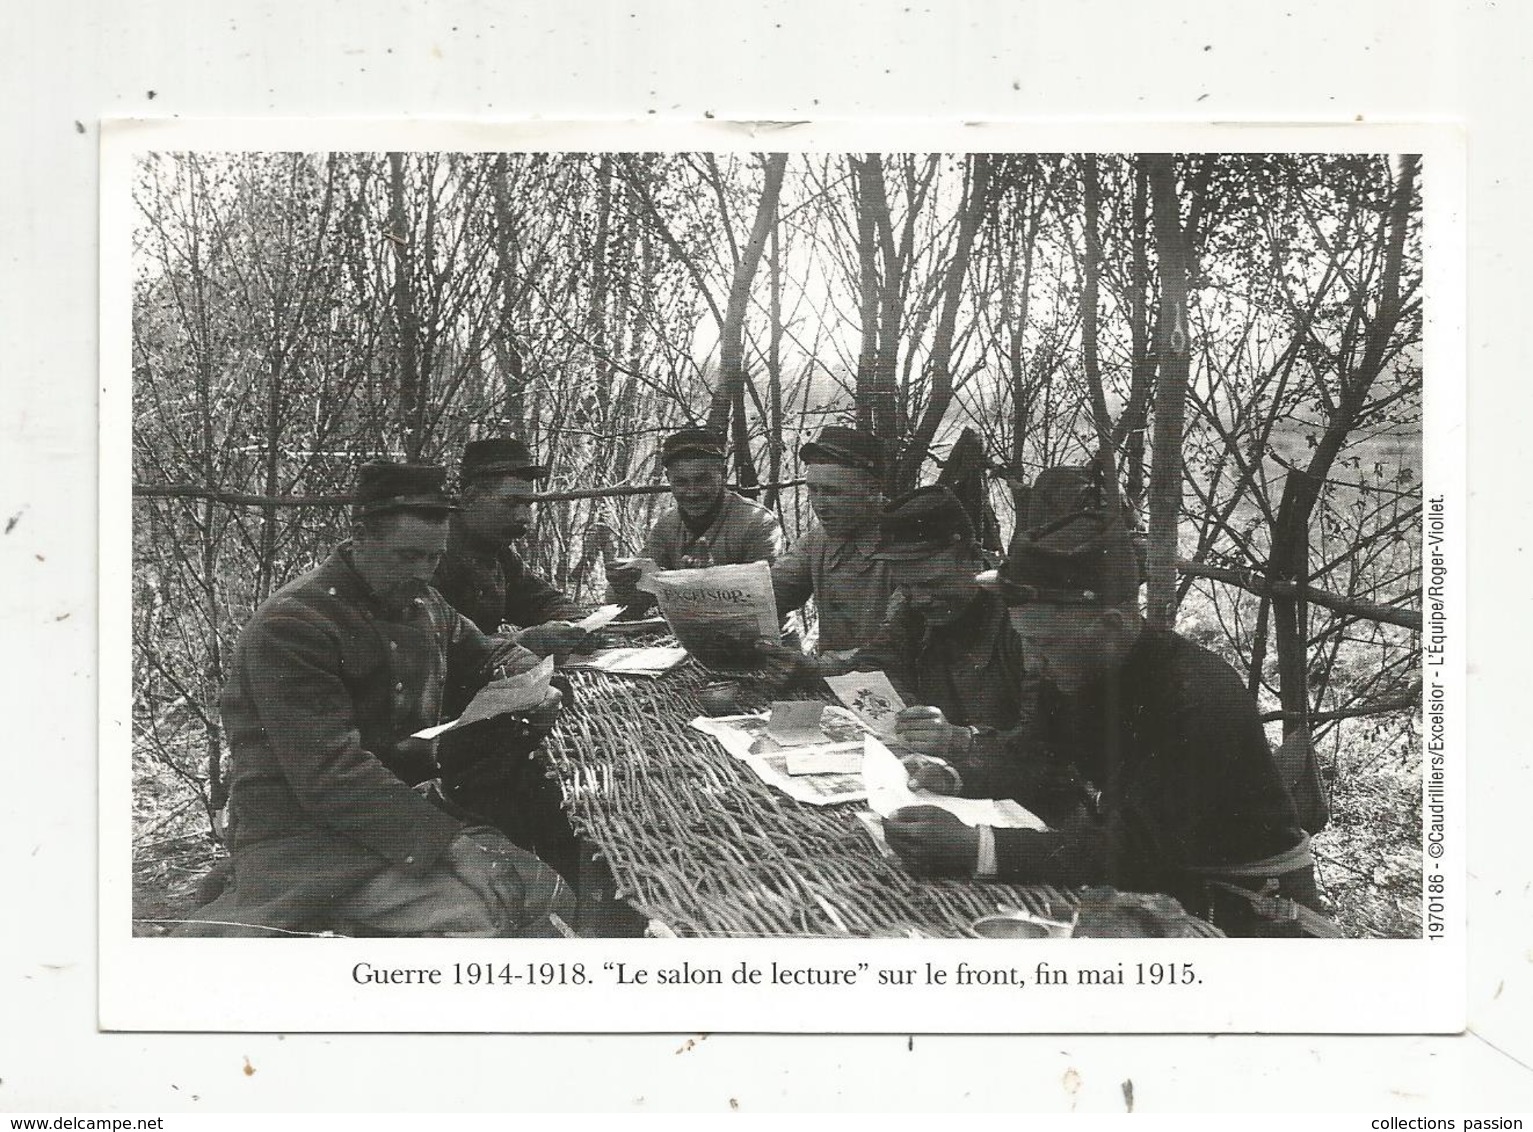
[
  {"left": 411, "top": 655, "right": 555, "bottom": 739},
  {"left": 576, "top": 603, "right": 626, "bottom": 632},
  {"left": 562, "top": 645, "right": 689, "bottom": 677},
  {"left": 824, "top": 670, "right": 907, "bottom": 737},
  {"left": 767, "top": 700, "right": 827, "bottom": 745},
  {"left": 689, "top": 714, "right": 866, "bottom": 805},
  {"left": 785, "top": 748, "right": 864, "bottom": 776},
  {"left": 860, "top": 735, "right": 1048, "bottom": 830}
]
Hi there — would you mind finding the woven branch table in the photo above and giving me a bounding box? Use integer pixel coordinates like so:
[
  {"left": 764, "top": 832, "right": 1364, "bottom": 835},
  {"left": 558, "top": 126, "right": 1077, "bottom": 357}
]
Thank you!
[{"left": 545, "top": 663, "right": 1106, "bottom": 938}]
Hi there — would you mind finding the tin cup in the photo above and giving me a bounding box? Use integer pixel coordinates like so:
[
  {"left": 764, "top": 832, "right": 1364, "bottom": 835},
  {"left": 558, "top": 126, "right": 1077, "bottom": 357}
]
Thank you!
[
  {"left": 970, "top": 911, "right": 1074, "bottom": 939},
  {"left": 698, "top": 680, "right": 741, "bottom": 717}
]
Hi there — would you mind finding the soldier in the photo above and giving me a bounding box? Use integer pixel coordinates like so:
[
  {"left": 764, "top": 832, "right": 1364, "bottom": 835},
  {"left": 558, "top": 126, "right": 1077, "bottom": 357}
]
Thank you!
[
  {"left": 757, "top": 425, "right": 896, "bottom": 677},
  {"left": 606, "top": 427, "right": 786, "bottom": 606},
  {"left": 177, "top": 461, "right": 572, "bottom": 938},
  {"left": 885, "top": 503, "right": 1339, "bottom": 938},
  {"left": 855, "top": 485, "right": 1053, "bottom": 800},
  {"left": 433, "top": 436, "right": 590, "bottom": 660}
]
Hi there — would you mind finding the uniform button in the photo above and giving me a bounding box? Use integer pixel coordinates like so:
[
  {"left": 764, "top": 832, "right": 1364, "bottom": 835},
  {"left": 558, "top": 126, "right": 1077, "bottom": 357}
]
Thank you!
[
  {"left": 404, "top": 855, "right": 415, "bottom": 866},
  {"left": 389, "top": 641, "right": 398, "bottom": 651},
  {"left": 395, "top": 682, "right": 405, "bottom": 692},
  {"left": 327, "top": 587, "right": 337, "bottom": 596}
]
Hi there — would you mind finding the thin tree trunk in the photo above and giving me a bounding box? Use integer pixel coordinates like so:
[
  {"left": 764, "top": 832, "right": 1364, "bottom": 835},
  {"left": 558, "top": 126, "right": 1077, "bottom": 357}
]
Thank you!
[
  {"left": 706, "top": 152, "right": 787, "bottom": 435},
  {"left": 1268, "top": 154, "right": 1418, "bottom": 737},
  {"left": 897, "top": 154, "right": 991, "bottom": 489},
  {"left": 765, "top": 208, "right": 785, "bottom": 509},
  {"left": 1079, "top": 154, "right": 1120, "bottom": 494},
  {"left": 387, "top": 152, "right": 422, "bottom": 458},
  {"left": 1145, "top": 154, "right": 1193, "bottom": 628}
]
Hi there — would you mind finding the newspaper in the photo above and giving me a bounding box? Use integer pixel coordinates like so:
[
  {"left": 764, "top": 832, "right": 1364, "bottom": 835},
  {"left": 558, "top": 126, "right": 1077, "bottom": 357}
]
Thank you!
[
  {"left": 411, "top": 655, "right": 555, "bottom": 739},
  {"left": 641, "top": 560, "right": 779, "bottom": 676},
  {"left": 561, "top": 645, "right": 690, "bottom": 678},
  {"left": 860, "top": 735, "right": 1048, "bottom": 830},
  {"left": 690, "top": 708, "right": 868, "bottom": 805}
]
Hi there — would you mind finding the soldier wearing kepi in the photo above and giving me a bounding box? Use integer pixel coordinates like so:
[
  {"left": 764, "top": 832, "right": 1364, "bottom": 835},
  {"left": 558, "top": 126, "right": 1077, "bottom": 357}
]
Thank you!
[
  {"left": 855, "top": 485, "right": 1059, "bottom": 801},
  {"left": 433, "top": 436, "right": 590, "bottom": 660},
  {"left": 177, "top": 461, "right": 573, "bottom": 938},
  {"left": 758, "top": 425, "right": 896, "bottom": 677},
  {"left": 885, "top": 502, "right": 1339, "bottom": 938},
  {"left": 605, "top": 427, "right": 786, "bottom": 610}
]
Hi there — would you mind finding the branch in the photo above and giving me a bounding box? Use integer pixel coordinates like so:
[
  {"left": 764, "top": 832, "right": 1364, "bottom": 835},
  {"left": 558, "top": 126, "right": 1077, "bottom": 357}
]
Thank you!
[
  {"left": 1259, "top": 692, "right": 1420, "bottom": 725},
  {"left": 1177, "top": 559, "right": 1421, "bottom": 630}
]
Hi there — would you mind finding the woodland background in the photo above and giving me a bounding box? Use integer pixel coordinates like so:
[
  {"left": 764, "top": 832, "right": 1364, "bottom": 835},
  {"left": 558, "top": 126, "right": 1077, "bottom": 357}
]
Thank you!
[{"left": 130, "top": 150, "right": 1424, "bottom": 936}]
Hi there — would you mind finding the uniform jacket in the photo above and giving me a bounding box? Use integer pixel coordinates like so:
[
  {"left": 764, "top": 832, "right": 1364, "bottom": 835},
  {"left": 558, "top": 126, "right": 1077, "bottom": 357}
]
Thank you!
[
  {"left": 856, "top": 589, "right": 1028, "bottom": 731},
  {"left": 434, "top": 522, "right": 583, "bottom": 634},
  {"left": 771, "top": 523, "right": 897, "bottom": 654},
  {"left": 854, "top": 589, "right": 1045, "bottom": 798},
  {"left": 205, "top": 545, "right": 534, "bottom": 934},
  {"left": 643, "top": 491, "right": 786, "bottom": 571},
  {"left": 990, "top": 627, "right": 1307, "bottom": 914}
]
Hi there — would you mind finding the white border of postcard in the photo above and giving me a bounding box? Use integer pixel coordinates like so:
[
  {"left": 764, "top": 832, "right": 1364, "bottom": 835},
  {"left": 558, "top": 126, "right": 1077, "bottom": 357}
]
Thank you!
[{"left": 100, "top": 118, "right": 1465, "bottom": 1034}]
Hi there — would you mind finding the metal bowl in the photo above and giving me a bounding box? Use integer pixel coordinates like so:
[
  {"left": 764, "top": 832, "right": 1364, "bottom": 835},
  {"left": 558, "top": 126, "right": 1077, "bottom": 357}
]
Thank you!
[{"left": 698, "top": 681, "right": 741, "bottom": 716}]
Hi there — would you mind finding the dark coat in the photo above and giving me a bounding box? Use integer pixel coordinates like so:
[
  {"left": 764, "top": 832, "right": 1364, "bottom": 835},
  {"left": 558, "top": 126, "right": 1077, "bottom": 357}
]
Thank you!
[
  {"left": 434, "top": 522, "right": 583, "bottom": 634},
  {"left": 178, "top": 546, "right": 533, "bottom": 936},
  {"left": 991, "top": 628, "right": 1308, "bottom": 920},
  {"left": 854, "top": 590, "right": 1046, "bottom": 800}
]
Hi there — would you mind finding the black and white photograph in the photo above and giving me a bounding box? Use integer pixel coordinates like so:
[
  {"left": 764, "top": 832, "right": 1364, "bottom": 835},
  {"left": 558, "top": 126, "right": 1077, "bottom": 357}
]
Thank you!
[
  {"left": 119, "top": 138, "right": 1432, "bottom": 959},
  {"left": 10, "top": 0, "right": 1532, "bottom": 1114}
]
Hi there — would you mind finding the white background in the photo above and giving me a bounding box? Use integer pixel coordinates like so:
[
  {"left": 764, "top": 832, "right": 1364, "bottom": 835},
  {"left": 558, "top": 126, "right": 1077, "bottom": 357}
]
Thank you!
[{"left": 3, "top": 0, "right": 1530, "bottom": 1115}]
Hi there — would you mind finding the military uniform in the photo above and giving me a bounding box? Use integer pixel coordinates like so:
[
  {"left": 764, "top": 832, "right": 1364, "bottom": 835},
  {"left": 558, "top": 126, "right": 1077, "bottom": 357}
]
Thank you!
[
  {"left": 434, "top": 522, "right": 583, "bottom": 634},
  {"left": 988, "top": 627, "right": 1319, "bottom": 934},
  {"left": 975, "top": 507, "right": 1332, "bottom": 938},
  {"left": 177, "top": 461, "right": 571, "bottom": 938},
  {"left": 771, "top": 524, "right": 896, "bottom": 654},
  {"left": 643, "top": 490, "right": 786, "bottom": 571}
]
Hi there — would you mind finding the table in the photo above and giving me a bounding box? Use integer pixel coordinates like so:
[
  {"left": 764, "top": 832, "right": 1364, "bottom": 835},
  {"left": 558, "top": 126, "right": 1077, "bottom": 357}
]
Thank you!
[{"left": 545, "top": 663, "right": 1208, "bottom": 938}]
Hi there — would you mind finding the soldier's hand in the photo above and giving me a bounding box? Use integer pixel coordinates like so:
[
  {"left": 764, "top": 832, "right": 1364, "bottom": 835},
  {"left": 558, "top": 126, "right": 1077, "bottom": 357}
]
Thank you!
[
  {"left": 484, "top": 637, "right": 540, "bottom": 679},
  {"left": 513, "top": 620, "right": 591, "bottom": 660},
  {"left": 754, "top": 638, "right": 814, "bottom": 688},
  {"left": 521, "top": 686, "right": 564, "bottom": 732},
  {"left": 390, "top": 737, "right": 439, "bottom": 780},
  {"left": 883, "top": 805, "right": 980, "bottom": 876},
  {"left": 810, "top": 648, "right": 861, "bottom": 677},
  {"left": 894, "top": 705, "right": 973, "bottom": 759},
  {"left": 899, "top": 753, "right": 963, "bottom": 795}
]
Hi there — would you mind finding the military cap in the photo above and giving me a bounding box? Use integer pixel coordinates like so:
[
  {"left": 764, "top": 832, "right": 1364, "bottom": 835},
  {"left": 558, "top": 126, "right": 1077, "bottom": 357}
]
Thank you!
[
  {"left": 1021, "top": 465, "right": 1111, "bottom": 531},
  {"left": 799, "top": 425, "right": 883, "bottom": 474},
  {"left": 873, "top": 485, "right": 976, "bottom": 562},
  {"left": 353, "top": 460, "right": 459, "bottom": 518},
  {"left": 979, "top": 509, "right": 1139, "bottom": 606},
  {"left": 660, "top": 427, "right": 727, "bottom": 467},
  {"left": 461, "top": 436, "right": 549, "bottom": 484}
]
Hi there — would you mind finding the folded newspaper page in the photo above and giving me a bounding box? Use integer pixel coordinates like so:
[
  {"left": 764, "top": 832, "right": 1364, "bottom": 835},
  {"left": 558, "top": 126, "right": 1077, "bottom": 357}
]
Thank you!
[
  {"left": 860, "top": 735, "right": 1047, "bottom": 830},
  {"left": 690, "top": 709, "right": 867, "bottom": 805},
  {"left": 641, "top": 560, "right": 779, "bottom": 676},
  {"left": 412, "top": 655, "right": 555, "bottom": 739}
]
